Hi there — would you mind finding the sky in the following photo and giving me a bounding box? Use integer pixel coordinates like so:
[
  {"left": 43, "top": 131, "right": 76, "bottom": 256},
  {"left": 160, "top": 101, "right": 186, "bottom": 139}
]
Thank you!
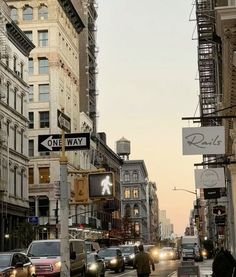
[{"left": 96, "top": 0, "right": 202, "bottom": 236}]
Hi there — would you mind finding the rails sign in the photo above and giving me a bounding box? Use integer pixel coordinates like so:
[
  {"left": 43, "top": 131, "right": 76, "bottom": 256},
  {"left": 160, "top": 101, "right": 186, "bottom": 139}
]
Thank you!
[{"left": 38, "top": 133, "right": 90, "bottom": 152}]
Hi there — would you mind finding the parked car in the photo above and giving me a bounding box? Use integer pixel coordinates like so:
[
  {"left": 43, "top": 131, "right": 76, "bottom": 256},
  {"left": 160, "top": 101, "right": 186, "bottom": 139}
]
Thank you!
[
  {"left": 0, "top": 251, "right": 36, "bottom": 277},
  {"left": 86, "top": 252, "right": 105, "bottom": 277},
  {"left": 97, "top": 247, "right": 125, "bottom": 273},
  {"left": 27, "top": 239, "right": 87, "bottom": 276},
  {"left": 119, "top": 244, "right": 139, "bottom": 267},
  {"left": 158, "top": 247, "right": 175, "bottom": 260}
]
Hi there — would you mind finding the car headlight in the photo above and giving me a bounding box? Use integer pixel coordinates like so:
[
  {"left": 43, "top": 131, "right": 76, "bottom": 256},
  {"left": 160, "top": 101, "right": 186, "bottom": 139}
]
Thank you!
[
  {"left": 202, "top": 250, "right": 207, "bottom": 256},
  {"left": 129, "top": 253, "right": 135, "bottom": 259},
  {"left": 10, "top": 269, "right": 17, "bottom": 277},
  {"left": 88, "top": 263, "right": 97, "bottom": 271},
  {"left": 110, "top": 258, "right": 118, "bottom": 264},
  {"left": 152, "top": 250, "right": 159, "bottom": 256},
  {"left": 160, "top": 253, "right": 165, "bottom": 258},
  {"left": 54, "top": 261, "right": 61, "bottom": 270}
]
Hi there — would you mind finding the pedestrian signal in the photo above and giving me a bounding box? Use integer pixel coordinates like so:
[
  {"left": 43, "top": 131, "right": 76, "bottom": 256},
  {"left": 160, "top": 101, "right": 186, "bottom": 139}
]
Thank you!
[
  {"left": 88, "top": 172, "right": 114, "bottom": 198},
  {"left": 74, "top": 177, "right": 88, "bottom": 203}
]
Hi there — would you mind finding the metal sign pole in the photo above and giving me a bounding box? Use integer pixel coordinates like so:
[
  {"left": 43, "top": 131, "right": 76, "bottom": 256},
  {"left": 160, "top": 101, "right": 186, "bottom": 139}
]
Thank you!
[{"left": 60, "top": 125, "right": 70, "bottom": 277}]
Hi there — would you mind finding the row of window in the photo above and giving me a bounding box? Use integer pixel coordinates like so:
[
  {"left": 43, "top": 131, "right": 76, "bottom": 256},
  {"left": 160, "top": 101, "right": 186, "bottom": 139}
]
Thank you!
[
  {"left": 123, "top": 171, "right": 139, "bottom": 182},
  {"left": 124, "top": 187, "right": 139, "bottom": 199},
  {"left": 1, "top": 53, "right": 24, "bottom": 80},
  {"left": 28, "top": 57, "right": 49, "bottom": 75},
  {"left": 28, "top": 111, "right": 49, "bottom": 130},
  {"left": 24, "top": 30, "right": 48, "bottom": 47},
  {"left": 29, "top": 84, "right": 49, "bottom": 102},
  {"left": 125, "top": 204, "right": 140, "bottom": 217},
  {"left": 10, "top": 4, "right": 48, "bottom": 22}
]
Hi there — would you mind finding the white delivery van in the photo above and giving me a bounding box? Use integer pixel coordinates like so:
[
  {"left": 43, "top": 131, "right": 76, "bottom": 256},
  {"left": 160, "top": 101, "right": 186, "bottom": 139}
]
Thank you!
[{"left": 181, "top": 235, "right": 203, "bottom": 261}]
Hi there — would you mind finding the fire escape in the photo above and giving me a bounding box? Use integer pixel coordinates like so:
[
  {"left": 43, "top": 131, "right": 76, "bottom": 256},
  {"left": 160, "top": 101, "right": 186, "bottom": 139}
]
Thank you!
[{"left": 196, "top": 0, "right": 221, "bottom": 127}]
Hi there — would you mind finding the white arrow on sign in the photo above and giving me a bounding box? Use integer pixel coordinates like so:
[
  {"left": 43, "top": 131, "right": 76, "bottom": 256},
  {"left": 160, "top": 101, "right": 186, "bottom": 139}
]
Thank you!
[{"left": 41, "top": 136, "right": 88, "bottom": 150}]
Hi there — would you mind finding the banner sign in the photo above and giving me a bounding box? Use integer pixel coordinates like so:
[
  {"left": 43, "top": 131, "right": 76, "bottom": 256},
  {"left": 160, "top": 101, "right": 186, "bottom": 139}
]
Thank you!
[
  {"left": 182, "top": 126, "right": 225, "bottom": 155},
  {"left": 194, "top": 168, "right": 225, "bottom": 189}
]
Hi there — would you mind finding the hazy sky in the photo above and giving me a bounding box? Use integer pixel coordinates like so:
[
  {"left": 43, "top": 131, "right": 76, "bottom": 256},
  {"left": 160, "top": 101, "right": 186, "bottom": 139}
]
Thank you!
[{"left": 96, "top": 0, "right": 202, "bottom": 236}]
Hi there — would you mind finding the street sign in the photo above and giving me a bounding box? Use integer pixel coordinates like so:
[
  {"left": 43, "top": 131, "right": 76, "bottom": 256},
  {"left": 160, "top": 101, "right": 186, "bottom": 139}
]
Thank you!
[
  {"left": 57, "top": 110, "right": 71, "bottom": 133},
  {"left": 28, "top": 216, "right": 39, "bottom": 225},
  {"left": 38, "top": 133, "right": 90, "bottom": 152},
  {"left": 88, "top": 172, "right": 115, "bottom": 198},
  {"left": 213, "top": 205, "right": 226, "bottom": 216}
]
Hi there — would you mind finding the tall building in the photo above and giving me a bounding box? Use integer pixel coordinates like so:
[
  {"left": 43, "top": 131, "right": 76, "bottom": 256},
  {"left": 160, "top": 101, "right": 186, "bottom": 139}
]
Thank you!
[
  {"left": 159, "top": 210, "right": 173, "bottom": 240},
  {"left": 6, "top": 0, "right": 85, "bottom": 239},
  {"left": 71, "top": 0, "right": 98, "bottom": 134},
  {"left": 0, "top": 0, "right": 34, "bottom": 251}
]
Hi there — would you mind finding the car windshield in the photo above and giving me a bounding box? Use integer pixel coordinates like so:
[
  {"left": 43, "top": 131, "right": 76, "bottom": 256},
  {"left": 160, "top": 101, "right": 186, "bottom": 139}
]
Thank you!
[
  {"left": 28, "top": 241, "right": 60, "bottom": 257},
  {"left": 119, "top": 246, "right": 134, "bottom": 253},
  {"left": 182, "top": 244, "right": 194, "bottom": 249},
  {"left": 0, "top": 254, "right": 11, "bottom": 267},
  {"left": 98, "top": 249, "right": 117, "bottom": 257}
]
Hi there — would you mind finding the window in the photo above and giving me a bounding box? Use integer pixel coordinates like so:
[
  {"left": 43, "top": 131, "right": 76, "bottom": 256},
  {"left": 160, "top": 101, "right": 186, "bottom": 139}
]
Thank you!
[
  {"left": 6, "top": 82, "right": 10, "bottom": 105},
  {"left": 39, "top": 111, "right": 49, "bottom": 128},
  {"left": 20, "top": 131, "right": 23, "bottom": 154},
  {"left": 13, "top": 88, "right": 17, "bottom": 109},
  {"left": 23, "top": 6, "right": 33, "bottom": 21},
  {"left": 14, "top": 125, "right": 17, "bottom": 150},
  {"left": 38, "top": 57, "right": 48, "bottom": 74},
  {"left": 133, "top": 171, "right": 139, "bottom": 182},
  {"left": 38, "top": 30, "right": 48, "bottom": 47},
  {"left": 13, "top": 56, "right": 17, "bottom": 72},
  {"left": 125, "top": 204, "right": 131, "bottom": 218},
  {"left": 10, "top": 7, "right": 18, "bottom": 21},
  {"left": 39, "top": 5, "right": 48, "bottom": 20},
  {"left": 124, "top": 188, "right": 131, "bottom": 199},
  {"left": 28, "top": 139, "right": 34, "bottom": 157},
  {"left": 133, "top": 204, "right": 139, "bottom": 216},
  {"left": 28, "top": 58, "right": 33, "bottom": 75},
  {"left": 133, "top": 188, "right": 139, "bottom": 198},
  {"left": 39, "top": 84, "right": 49, "bottom": 101},
  {"left": 39, "top": 167, "right": 50, "bottom": 183},
  {"left": 5, "top": 55, "right": 9, "bottom": 67},
  {"left": 20, "top": 63, "right": 24, "bottom": 79},
  {"left": 24, "top": 31, "right": 33, "bottom": 41},
  {"left": 14, "top": 167, "right": 17, "bottom": 196},
  {"left": 124, "top": 172, "right": 130, "bottom": 182},
  {"left": 29, "top": 112, "right": 34, "bottom": 129},
  {"left": 29, "top": 85, "right": 34, "bottom": 102},
  {"left": 38, "top": 196, "right": 49, "bottom": 216},
  {"left": 134, "top": 222, "right": 140, "bottom": 235},
  {"left": 28, "top": 168, "right": 34, "bottom": 184},
  {"left": 21, "top": 94, "right": 24, "bottom": 114},
  {"left": 21, "top": 169, "right": 24, "bottom": 198}
]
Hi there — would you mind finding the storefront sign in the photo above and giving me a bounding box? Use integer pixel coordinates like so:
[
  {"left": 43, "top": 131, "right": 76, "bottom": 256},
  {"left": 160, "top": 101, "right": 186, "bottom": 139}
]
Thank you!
[{"left": 194, "top": 168, "right": 225, "bottom": 189}]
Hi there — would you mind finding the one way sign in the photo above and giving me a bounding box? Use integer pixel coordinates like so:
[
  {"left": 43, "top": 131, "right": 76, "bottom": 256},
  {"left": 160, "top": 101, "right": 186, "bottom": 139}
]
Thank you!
[{"left": 38, "top": 133, "right": 90, "bottom": 152}]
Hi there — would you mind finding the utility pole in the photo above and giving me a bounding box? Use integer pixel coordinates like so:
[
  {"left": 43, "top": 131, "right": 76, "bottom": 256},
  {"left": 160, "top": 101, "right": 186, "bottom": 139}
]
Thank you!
[{"left": 60, "top": 110, "right": 70, "bottom": 277}]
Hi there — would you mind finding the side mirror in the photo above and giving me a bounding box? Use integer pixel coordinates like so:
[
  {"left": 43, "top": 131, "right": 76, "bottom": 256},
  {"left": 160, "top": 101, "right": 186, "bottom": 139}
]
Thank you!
[{"left": 70, "top": 251, "right": 76, "bottom": 260}]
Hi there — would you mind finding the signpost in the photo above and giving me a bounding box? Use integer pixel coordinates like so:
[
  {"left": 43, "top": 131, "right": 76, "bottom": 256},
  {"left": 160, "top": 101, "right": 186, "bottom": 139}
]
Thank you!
[{"left": 38, "top": 133, "right": 90, "bottom": 152}]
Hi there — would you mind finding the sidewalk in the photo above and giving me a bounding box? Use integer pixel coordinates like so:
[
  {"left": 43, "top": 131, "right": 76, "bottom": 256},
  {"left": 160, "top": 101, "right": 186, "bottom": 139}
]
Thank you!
[{"left": 170, "top": 259, "right": 213, "bottom": 277}]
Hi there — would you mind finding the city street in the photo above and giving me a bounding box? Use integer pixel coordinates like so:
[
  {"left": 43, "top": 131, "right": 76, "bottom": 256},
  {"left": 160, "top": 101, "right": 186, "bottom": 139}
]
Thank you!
[{"left": 105, "top": 260, "right": 180, "bottom": 277}]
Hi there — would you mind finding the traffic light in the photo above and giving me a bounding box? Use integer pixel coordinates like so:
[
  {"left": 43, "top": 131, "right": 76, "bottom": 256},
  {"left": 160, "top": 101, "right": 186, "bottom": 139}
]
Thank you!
[
  {"left": 88, "top": 172, "right": 114, "bottom": 198},
  {"left": 74, "top": 177, "right": 88, "bottom": 203}
]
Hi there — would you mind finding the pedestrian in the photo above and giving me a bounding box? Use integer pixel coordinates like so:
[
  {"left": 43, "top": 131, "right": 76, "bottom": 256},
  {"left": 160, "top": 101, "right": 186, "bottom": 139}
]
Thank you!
[
  {"left": 133, "top": 244, "right": 155, "bottom": 277},
  {"left": 212, "top": 248, "right": 236, "bottom": 277}
]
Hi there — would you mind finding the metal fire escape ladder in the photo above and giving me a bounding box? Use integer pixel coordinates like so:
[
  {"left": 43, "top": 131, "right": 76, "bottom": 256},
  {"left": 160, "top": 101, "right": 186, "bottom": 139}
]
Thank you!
[{"left": 196, "top": 0, "right": 220, "bottom": 127}]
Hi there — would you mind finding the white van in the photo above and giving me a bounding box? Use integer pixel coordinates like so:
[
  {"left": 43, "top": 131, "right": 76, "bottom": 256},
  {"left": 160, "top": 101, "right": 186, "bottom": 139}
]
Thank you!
[{"left": 27, "top": 239, "right": 87, "bottom": 277}]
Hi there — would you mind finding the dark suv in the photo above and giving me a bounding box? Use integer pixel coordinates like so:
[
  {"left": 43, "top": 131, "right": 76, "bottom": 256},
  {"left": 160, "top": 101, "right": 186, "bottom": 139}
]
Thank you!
[
  {"left": 119, "top": 245, "right": 139, "bottom": 267},
  {"left": 98, "top": 247, "right": 125, "bottom": 273}
]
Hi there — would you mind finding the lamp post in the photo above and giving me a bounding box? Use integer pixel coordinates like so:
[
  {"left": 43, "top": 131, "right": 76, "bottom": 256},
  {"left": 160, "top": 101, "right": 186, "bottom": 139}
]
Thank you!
[{"left": 172, "top": 187, "right": 200, "bottom": 235}]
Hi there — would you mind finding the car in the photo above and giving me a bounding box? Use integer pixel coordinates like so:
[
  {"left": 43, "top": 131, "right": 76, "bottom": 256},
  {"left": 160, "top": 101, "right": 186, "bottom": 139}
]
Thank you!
[
  {"left": 0, "top": 251, "right": 36, "bottom": 277},
  {"left": 119, "top": 244, "right": 139, "bottom": 267},
  {"left": 158, "top": 247, "right": 175, "bottom": 260},
  {"left": 143, "top": 244, "right": 159, "bottom": 262},
  {"left": 97, "top": 247, "right": 125, "bottom": 273},
  {"left": 27, "top": 239, "right": 87, "bottom": 276},
  {"left": 86, "top": 252, "right": 106, "bottom": 277}
]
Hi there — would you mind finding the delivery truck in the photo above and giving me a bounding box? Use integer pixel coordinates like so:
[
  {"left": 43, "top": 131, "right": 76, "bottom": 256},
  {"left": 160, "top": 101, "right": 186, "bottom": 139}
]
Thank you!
[{"left": 181, "top": 235, "right": 203, "bottom": 261}]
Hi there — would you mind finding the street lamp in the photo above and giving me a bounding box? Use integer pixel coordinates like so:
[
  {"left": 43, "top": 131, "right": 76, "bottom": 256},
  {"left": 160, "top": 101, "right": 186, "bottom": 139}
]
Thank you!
[{"left": 172, "top": 186, "right": 197, "bottom": 196}]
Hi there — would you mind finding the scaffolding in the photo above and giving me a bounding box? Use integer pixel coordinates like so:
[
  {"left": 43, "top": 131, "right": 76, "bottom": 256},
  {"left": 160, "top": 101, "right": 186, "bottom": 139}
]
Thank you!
[{"left": 195, "top": 0, "right": 221, "bottom": 126}]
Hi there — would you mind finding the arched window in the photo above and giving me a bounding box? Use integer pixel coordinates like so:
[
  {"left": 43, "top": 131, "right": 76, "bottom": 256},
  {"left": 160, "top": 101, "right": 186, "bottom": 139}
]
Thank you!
[
  {"left": 10, "top": 7, "right": 18, "bottom": 21},
  {"left": 39, "top": 4, "right": 48, "bottom": 20},
  {"left": 125, "top": 204, "right": 131, "bottom": 218},
  {"left": 133, "top": 204, "right": 139, "bottom": 216},
  {"left": 23, "top": 6, "right": 33, "bottom": 21}
]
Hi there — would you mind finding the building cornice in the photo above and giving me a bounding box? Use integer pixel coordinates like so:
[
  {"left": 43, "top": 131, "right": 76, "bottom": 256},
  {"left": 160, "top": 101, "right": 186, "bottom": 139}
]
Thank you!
[{"left": 58, "top": 0, "right": 85, "bottom": 34}]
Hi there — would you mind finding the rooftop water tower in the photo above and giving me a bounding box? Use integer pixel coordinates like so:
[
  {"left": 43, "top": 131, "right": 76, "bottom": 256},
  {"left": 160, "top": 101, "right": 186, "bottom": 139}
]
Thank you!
[{"left": 116, "top": 137, "right": 130, "bottom": 160}]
